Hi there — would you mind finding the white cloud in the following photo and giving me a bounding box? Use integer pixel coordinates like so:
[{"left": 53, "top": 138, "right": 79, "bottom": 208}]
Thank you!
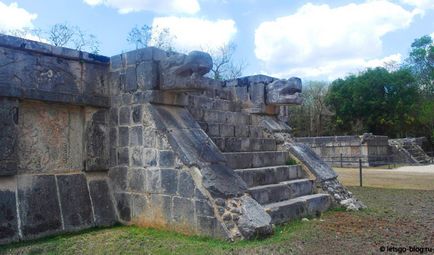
[
  {"left": 269, "top": 54, "right": 403, "bottom": 81},
  {"left": 83, "top": 0, "right": 200, "bottom": 14},
  {"left": 0, "top": 2, "right": 37, "bottom": 31},
  {"left": 151, "top": 17, "right": 237, "bottom": 52},
  {"left": 365, "top": 53, "right": 402, "bottom": 69},
  {"left": 399, "top": 0, "right": 434, "bottom": 14},
  {"left": 255, "top": 1, "right": 415, "bottom": 80}
]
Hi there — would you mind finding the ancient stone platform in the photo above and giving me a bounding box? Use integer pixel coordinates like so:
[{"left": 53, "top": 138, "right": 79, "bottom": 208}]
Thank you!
[{"left": 0, "top": 34, "right": 361, "bottom": 244}]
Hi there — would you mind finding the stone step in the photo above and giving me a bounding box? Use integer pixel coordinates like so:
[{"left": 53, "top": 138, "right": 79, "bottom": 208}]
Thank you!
[
  {"left": 223, "top": 151, "right": 288, "bottom": 169},
  {"left": 414, "top": 155, "right": 428, "bottom": 160},
  {"left": 188, "top": 95, "right": 242, "bottom": 112},
  {"left": 265, "top": 194, "right": 332, "bottom": 224},
  {"left": 235, "top": 165, "right": 304, "bottom": 187},
  {"left": 197, "top": 123, "right": 268, "bottom": 139},
  {"left": 248, "top": 179, "right": 313, "bottom": 205},
  {"left": 211, "top": 137, "right": 277, "bottom": 152},
  {"left": 202, "top": 110, "right": 251, "bottom": 126}
]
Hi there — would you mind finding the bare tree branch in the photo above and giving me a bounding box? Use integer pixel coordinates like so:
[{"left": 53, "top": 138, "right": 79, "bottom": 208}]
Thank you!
[{"left": 207, "top": 42, "right": 246, "bottom": 80}]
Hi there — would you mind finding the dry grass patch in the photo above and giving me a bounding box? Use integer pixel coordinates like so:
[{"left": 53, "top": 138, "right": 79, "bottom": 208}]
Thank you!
[{"left": 334, "top": 166, "right": 434, "bottom": 190}]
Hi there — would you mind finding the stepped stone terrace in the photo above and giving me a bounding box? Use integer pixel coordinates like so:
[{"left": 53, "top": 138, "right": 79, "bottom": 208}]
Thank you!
[{"left": 0, "top": 34, "right": 363, "bottom": 244}]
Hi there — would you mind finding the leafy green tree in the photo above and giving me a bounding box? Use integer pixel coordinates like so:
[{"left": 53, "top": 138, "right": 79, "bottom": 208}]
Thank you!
[
  {"left": 418, "top": 100, "right": 434, "bottom": 141},
  {"left": 405, "top": 35, "right": 434, "bottom": 94},
  {"left": 288, "top": 81, "right": 334, "bottom": 137},
  {"left": 326, "top": 67, "right": 418, "bottom": 137}
]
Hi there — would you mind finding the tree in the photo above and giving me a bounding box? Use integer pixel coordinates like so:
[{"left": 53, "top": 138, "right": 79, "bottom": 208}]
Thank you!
[
  {"left": 48, "top": 23, "right": 75, "bottom": 47},
  {"left": 405, "top": 35, "right": 434, "bottom": 94},
  {"left": 326, "top": 67, "right": 419, "bottom": 137},
  {"left": 126, "top": 25, "right": 152, "bottom": 49},
  {"left": 403, "top": 35, "right": 434, "bottom": 148},
  {"left": 207, "top": 42, "right": 246, "bottom": 80},
  {"left": 418, "top": 100, "right": 434, "bottom": 141},
  {"left": 126, "top": 25, "right": 175, "bottom": 51},
  {"left": 287, "top": 81, "right": 334, "bottom": 137},
  {"left": 7, "top": 27, "right": 44, "bottom": 42},
  {"left": 48, "top": 23, "right": 100, "bottom": 53},
  {"left": 7, "top": 23, "right": 100, "bottom": 54}
]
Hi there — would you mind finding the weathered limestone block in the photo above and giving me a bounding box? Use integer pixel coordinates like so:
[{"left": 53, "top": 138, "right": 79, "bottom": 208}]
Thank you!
[
  {"left": 0, "top": 98, "right": 19, "bottom": 176},
  {"left": 265, "top": 77, "right": 303, "bottom": 105},
  {"left": 172, "top": 196, "right": 195, "bottom": 227},
  {"left": 17, "top": 175, "right": 63, "bottom": 239},
  {"left": 0, "top": 177, "right": 18, "bottom": 244},
  {"left": 177, "top": 171, "right": 195, "bottom": 198},
  {"left": 137, "top": 61, "right": 158, "bottom": 91},
  {"left": 260, "top": 115, "right": 292, "bottom": 133},
  {"left": 57, "top": 174, "right": 94, "bottom": 230},
  {"left": 153, "top": 106, "right": 229, "bottom": 168},
  {"left": 114, "top": 192, "right": 132, "bottom": 222},
  {"left": 201, "top": 163, "right": 247, "bottom": 197},
  {"left": 18, "top": 101, "right": 84, "bottom": 174},
  {"left": 286, "top": 143, "right": 337, "bottom": 181},
  {"left": 85, "top": 108, "right": 109, "bottom": 171},
  {"left": 286, "top": 143, "right": 365, "bottom": 210},
  {"left": 88, "top": 179, "right": 117, "bottom": 226},
  {"left": 237, "top": 195, "right": 273, "bottom": 239},
  {"left": 108, "top": 166, "right": 129, "bottom": 192}
]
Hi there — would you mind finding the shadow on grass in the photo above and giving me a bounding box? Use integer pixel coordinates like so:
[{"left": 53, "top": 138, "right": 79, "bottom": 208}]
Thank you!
[
  {"left": 0, "top": 218, "right": 320, "bottom": 254},
  {"left": 0, "top": 223, "right": 124, "bottom": 252}
]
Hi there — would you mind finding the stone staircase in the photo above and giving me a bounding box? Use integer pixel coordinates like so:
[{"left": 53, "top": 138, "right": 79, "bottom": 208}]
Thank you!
[
  {"left": 389, "top": 139, "right": 432, "bottom": 165},
  {"left": 402, "top": 142, "right": 431, "bottom": 164},
  {"left": 187, "top": 92, "right": 331, "bottom": 224}
]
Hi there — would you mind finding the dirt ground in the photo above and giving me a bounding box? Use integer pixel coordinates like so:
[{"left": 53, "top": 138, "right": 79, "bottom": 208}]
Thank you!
[{"left": 334, "top": 164, "right": 434, "bottom": 190}]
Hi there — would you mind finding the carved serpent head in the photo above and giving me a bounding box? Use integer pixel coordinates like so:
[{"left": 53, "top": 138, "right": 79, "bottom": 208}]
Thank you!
[{"left": 266, "top": 77, "right": 303, "bottom": 105}]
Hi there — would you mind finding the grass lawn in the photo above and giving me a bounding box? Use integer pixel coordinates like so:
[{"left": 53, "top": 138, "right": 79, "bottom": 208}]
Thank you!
[{"left": 1, "top": 187, "right": 433, "bottom": 255}]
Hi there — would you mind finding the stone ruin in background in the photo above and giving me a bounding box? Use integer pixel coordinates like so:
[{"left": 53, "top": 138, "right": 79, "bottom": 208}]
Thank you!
[{"left": 0, "top": 34, "right": 364, "bottom": 244}]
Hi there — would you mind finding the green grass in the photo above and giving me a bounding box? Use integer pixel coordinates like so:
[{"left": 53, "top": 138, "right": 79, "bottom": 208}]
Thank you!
[
  {"left": 286, "top": 157, "right": 298, "bottom": 165},
  {"left": 1, "top": 187, "right": 432, "bottom": 255},
  {"left": 0, "top": 220, "right": 311, "bottom": 255}
]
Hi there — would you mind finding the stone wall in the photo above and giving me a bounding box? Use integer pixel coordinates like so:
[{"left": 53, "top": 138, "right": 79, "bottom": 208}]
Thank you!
[
  {"left": 0, "top": 35, "right": 109, "bottom": 107},
  {"left": 295, "top": 134, "right": 389, "bottom": 167},
  {"left": 0, "top": 34, "right": 116, "bottom": 244},
  {"left": 107, "top": 48, "right": 271, "bottom": 240}
]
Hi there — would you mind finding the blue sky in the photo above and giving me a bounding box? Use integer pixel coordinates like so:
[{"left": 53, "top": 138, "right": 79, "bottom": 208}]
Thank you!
[{"left": 0, "top": 0, "right": 433, "bottom": 80}]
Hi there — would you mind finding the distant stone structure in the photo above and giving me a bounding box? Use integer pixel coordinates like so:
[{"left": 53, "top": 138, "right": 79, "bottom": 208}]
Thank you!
[
  {"left": 0, "top": 34, "right": 362, "bottom": 245},
  {"left": 295, "top": 135, "right": 432, "bottom": 167},
  {"left": 295, "top": 134, "right": 390, "bottom": 167},
  {"left": 389, "top": 138, "right": 432, "bottom": 164}
]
